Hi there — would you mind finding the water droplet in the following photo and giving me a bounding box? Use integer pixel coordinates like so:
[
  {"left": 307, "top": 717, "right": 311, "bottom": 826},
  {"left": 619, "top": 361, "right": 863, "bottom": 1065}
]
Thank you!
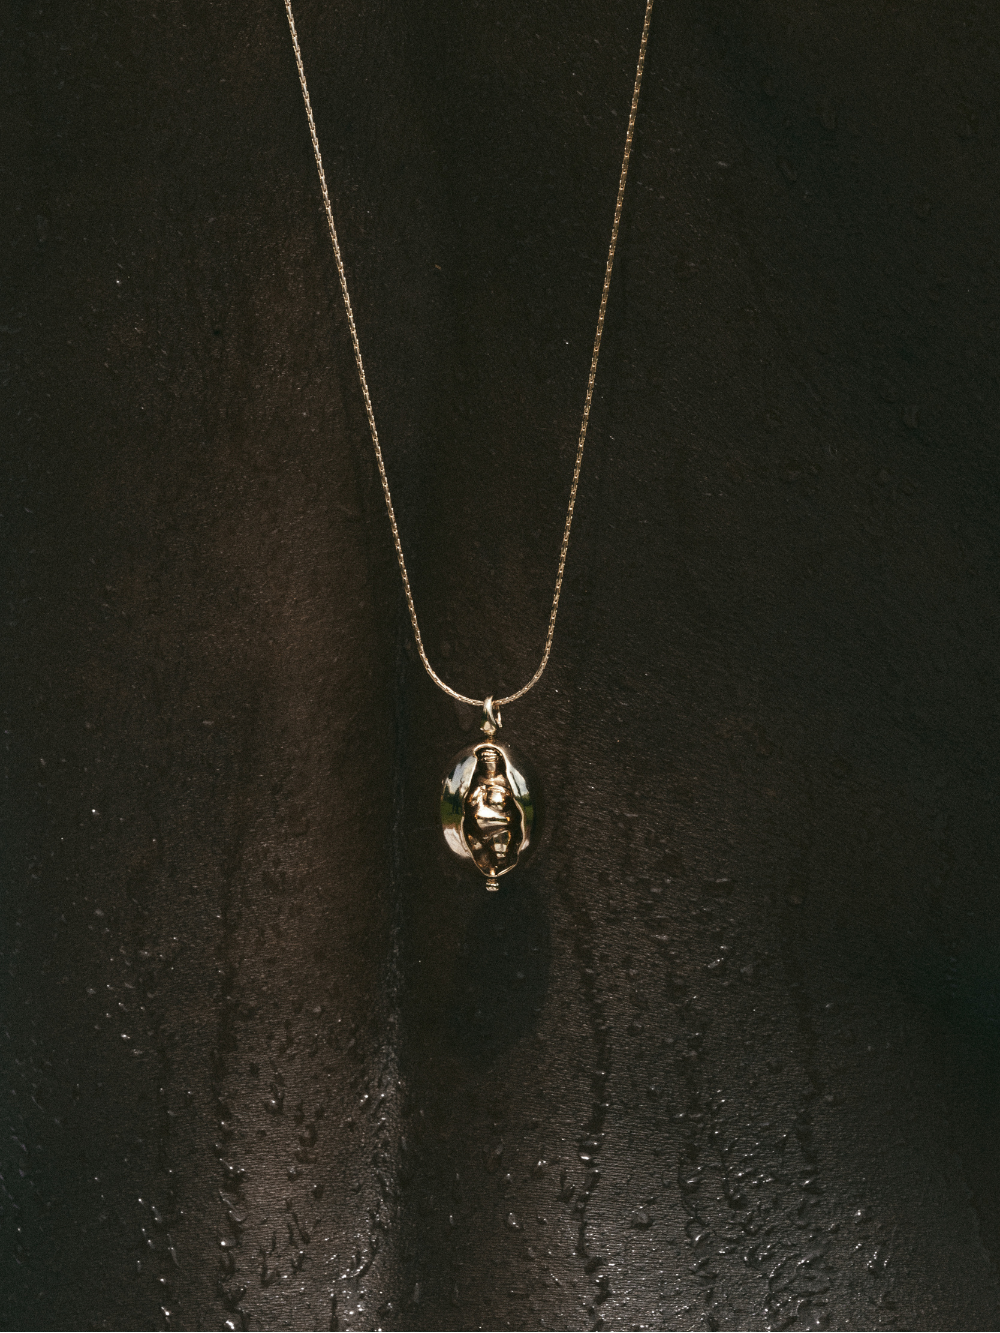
[{"left": 868, "top": 1247, "right": 889, "bottom": 1274}]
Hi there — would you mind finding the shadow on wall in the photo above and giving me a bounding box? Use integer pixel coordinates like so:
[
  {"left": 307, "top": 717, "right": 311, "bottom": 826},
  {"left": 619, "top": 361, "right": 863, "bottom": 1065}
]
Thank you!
[{"left": 443, "top": 870, "right": 551, "bottom": 1065}]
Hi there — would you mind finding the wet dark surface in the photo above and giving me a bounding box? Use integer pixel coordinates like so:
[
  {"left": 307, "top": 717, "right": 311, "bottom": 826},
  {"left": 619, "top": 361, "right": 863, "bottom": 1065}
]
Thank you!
[{"left": 3, "top": 0, "right": 1000, "bottom": 1328}]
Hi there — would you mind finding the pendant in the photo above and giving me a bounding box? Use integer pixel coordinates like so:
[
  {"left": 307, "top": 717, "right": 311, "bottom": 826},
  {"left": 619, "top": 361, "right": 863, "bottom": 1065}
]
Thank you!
[{"left": 440, "top": 698, "right": 538, "bottom": 890}]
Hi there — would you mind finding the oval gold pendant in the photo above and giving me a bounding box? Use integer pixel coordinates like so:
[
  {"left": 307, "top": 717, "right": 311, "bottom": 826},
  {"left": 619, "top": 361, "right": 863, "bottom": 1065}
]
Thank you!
[{"left": 441, "top": 738, "right": 537, "bottom": 889}]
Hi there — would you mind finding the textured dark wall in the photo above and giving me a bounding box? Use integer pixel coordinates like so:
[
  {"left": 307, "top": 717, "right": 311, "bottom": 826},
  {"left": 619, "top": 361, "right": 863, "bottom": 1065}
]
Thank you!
[{"left": 3, "top": 1, "right": 1000, "bottom": 1329}]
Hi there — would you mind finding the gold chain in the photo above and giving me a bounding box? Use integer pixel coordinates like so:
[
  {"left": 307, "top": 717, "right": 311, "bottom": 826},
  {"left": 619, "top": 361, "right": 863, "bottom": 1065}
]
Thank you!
[{"left": 283, "top": 0, "right": 654, "bottom": 710}]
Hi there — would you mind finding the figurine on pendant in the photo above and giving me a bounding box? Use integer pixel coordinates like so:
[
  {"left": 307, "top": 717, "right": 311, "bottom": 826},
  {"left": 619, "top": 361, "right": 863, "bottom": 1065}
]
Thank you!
[
  {"left": 440, "top": 701, "right": 537, "bottom": 889},
  {"left": 464, "top": 745, "right": 523, "bottom": 878}
]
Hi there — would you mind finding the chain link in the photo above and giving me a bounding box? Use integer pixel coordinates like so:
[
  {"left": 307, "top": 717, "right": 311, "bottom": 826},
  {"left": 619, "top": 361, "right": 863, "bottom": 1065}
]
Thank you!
[{"left": 283, "top": 0, "right": 654, "bottom": 709}]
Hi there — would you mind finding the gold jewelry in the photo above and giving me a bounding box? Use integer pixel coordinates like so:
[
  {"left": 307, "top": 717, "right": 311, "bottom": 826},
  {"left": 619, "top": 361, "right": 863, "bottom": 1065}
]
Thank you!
[{"left": 283, "top": 0, "right": 654, "bottom": 885}]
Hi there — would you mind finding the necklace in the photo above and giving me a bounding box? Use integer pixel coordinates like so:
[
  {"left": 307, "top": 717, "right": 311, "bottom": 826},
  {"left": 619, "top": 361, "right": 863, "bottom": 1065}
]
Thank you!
[{"left": 283, "top": 0, "right": 654, "bottom": 889}]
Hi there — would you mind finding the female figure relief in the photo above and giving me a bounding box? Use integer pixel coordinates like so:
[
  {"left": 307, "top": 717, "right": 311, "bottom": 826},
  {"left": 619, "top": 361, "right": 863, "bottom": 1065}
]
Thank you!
[{"left": 462, "top": 745, "right": 524, "bottom": 883}]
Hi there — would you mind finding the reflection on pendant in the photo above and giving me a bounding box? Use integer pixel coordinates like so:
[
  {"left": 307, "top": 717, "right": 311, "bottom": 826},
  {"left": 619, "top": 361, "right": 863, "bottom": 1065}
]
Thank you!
[{"left": 441, "top": 739, "right": 537, "bottom": 889}]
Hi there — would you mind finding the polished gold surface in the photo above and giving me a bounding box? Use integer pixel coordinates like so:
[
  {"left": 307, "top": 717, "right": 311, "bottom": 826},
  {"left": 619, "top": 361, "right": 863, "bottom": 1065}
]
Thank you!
[
  {"left": 283, "top": 0, "right": 655, "bottom": 710},
  {"left": 441, "top": 739, "right": 536, "bottom": 889}
]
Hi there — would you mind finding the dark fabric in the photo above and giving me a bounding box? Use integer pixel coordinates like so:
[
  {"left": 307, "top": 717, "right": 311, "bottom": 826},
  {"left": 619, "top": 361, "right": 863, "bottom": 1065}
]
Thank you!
[{"left": 4, "top": 1, "right": 1000, "bottom": 1328}]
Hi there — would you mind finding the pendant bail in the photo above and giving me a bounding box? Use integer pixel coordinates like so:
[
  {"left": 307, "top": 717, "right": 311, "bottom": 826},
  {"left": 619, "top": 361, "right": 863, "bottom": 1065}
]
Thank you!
[{"left": 481, "top": 696, "right": 502, "bottom": 737}]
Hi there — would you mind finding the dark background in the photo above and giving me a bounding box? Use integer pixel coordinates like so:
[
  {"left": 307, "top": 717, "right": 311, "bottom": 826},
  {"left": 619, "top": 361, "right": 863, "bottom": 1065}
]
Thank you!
[{"left": 3, "top": 0, "right": 1000, "bottom": 1328}]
